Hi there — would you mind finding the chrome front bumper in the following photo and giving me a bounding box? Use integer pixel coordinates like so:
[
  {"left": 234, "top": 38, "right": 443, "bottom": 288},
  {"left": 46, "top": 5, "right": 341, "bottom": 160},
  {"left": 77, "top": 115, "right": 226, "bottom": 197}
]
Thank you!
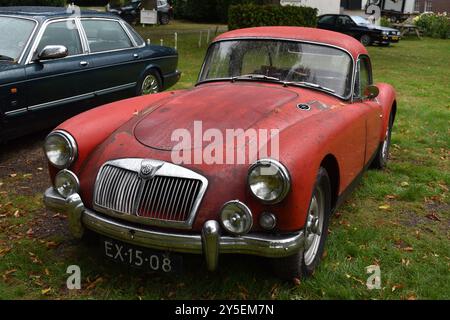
[{"left": 44, "top": 187, "right": 304, "bottom": 271}]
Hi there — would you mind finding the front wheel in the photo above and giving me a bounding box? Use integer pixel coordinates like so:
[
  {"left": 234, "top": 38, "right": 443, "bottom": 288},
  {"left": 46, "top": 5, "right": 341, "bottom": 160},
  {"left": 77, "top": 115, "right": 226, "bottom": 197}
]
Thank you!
[
  {"left": 137, "top": 70, "right": 162, "bottom": 96},
  {"left": 360, "top": 34, "right": 372, "bottom": 46},
  {"left": 371, "top": 113, "right": 394, "bottom": 169},
  {"left": 272, "top": 167, "right": 332, "bottom": 280},
  {"left": 159, "top": 13, "right": 170, "bottom": 25}
]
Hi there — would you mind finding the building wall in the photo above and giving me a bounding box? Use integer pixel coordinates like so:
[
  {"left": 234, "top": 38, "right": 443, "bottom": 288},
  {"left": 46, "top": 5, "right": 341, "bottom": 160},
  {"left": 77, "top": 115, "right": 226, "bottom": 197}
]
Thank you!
[
  {"left": 280, "top": 0, "right": 341, "bottom": 15},
  {"left": 414, "top": 0, "right": 450, "bottom": 13}
]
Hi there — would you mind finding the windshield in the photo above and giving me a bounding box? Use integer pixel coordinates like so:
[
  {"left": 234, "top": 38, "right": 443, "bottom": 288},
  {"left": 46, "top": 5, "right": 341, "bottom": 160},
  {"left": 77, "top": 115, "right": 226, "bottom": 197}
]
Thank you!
[
  {"left": 351, "top": 16, "right": 370, "bottom": 25},
  {"left": 0, "top": 16, "right": 36, "bottom": 62},
  {"left": 199, "top": 40, "right": 353, "bottom": 98}
]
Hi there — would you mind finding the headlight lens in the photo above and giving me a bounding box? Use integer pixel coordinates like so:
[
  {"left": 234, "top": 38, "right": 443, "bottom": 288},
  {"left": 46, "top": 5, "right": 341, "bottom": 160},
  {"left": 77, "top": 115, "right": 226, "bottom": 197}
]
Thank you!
[
  {"left": 248, "top": 159, "right": 290, "bottom": 204},
  {"left": 220, "top": 200, "right": 253, "bottom": 235},
  {"left": 44, "top": 130, "right": 77, "bottom": 169},
  {"left": 54, "top": 170, "right": 79, "bottom": 198}
]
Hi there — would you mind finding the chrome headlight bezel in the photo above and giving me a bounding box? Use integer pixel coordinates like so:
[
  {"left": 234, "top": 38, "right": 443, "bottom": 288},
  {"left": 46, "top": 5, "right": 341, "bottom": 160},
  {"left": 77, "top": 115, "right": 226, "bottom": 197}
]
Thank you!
[
  {"left": 54, "top": 169, "right": 80, "bottom": 198},
  {"left": 247, "top": 158, "right": 291, "bottom": 204},
  {"left": 44, "top": 130, "right": 78, "bottom": 169}
]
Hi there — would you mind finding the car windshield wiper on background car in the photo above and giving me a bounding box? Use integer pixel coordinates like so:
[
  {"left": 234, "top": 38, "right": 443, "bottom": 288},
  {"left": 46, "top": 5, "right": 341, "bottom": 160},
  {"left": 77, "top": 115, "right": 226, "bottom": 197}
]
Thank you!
[
  {"left": 0, "top": 54, "right": 15, "bottom": 62},
  {"left": 284, "top": 81, "right": 336, "bottom": 94},
  {"left": 231, "top": 74, "right": 281, "bottom": 83}
]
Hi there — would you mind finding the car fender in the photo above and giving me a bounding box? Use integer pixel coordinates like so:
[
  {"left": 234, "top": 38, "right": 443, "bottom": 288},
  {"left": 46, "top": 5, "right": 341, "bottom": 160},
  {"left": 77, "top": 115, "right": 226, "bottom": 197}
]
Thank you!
[{"left": 376, "top": 82, "right": 397, "bottom": 141}]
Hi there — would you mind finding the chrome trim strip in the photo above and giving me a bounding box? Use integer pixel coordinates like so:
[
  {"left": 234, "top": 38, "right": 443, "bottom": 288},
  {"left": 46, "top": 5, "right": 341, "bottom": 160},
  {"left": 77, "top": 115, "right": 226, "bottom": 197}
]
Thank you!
[
  {"left": 28, "top": 92, "right": 94, "bottom": 111},
  {"left": 44, "top": 188, "right": 305, "bottom": 271},
  {"left": 4, "top": 107, "right": 27, "bottom": 116},
  {"left": 197, "top": 37, "right": 356, "bottom": 101},
  {"left": 93, "top": 159, "right": 209, "bottom": 230},
  {"left": 95, "top": 82, "right": 136, "bottom": 95}
]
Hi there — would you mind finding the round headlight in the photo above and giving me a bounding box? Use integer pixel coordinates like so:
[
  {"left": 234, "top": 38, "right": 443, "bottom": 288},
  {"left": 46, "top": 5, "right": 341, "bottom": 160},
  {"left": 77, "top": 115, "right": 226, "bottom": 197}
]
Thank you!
[
  {"left": 248, "top": 159, "right": 290, "bottom": 204},
  {"left": 55, "top": 170, "right": 80, "bottom": 198},
  {"left": 44, "top": 130, "right": 77, "bottom": 169},
  {"left": 220, "top": 200, "right": 253, "bottom": 235}
]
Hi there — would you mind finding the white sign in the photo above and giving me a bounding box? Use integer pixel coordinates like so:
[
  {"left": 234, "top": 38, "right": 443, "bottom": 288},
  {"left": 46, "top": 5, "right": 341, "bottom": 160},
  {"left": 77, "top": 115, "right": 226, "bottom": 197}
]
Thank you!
[{"left": 140, "top": 9, "right": 158, "bottom": 25}]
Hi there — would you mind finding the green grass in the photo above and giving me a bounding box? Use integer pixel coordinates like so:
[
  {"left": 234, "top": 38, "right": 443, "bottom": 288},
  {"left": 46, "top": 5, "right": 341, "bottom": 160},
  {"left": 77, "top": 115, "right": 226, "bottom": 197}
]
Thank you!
[{"left": 0, "top": 27, "right": 449, "bottom": 299}]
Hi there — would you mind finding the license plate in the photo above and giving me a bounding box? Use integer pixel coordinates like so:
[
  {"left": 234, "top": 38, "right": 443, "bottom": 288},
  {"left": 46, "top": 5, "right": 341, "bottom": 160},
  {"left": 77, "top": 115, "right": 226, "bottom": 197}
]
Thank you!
[
  {"left": 391, "top": 36, "right": 399, "bottom": 40},
  {"left": 102, "top": 238, "right": 182, "bottom": 273}
]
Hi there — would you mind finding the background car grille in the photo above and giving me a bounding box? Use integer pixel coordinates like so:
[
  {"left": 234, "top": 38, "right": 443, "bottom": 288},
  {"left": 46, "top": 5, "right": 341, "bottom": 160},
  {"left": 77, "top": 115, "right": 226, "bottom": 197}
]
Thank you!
[{"left": 94, "top": 164, "right": 203, "bottom": 223}]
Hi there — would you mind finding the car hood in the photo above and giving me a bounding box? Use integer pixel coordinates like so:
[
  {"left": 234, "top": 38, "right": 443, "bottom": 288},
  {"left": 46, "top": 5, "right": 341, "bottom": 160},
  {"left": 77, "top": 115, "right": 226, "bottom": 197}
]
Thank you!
[
  {"left": 359, "top": 23, "right": 398, "bottom": 32},
  {"left": 134, "top": 83, "right": 301, "bottom": 151}
]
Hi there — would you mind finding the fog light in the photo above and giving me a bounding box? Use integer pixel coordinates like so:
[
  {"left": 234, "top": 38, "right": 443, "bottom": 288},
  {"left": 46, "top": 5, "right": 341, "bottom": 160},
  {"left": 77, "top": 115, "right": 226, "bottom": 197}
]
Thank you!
[
  {"left": 259, "top": 212, "right": 277, "bottom": 230},
  {"left": 220, "top": 200, "right": 253, "bottom": 235},
  {"left": 55, "top": 169, "right": 79, "bottom": 198}
]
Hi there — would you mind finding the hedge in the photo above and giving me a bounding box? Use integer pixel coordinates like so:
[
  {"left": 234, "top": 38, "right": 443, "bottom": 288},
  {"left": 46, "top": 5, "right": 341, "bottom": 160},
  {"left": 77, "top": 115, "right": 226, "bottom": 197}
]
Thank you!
[
  {"left": 171, "top": 0, "right": 275, "bottom": 23},
  {"left": 414, "top": 13, "right": 449, "bottom": 39},
  {"left": 0, "top": 0, "right": 66, "bottom": 6},
  {"left": 228, "top": 4, "right": 318, "bottom": 30}
]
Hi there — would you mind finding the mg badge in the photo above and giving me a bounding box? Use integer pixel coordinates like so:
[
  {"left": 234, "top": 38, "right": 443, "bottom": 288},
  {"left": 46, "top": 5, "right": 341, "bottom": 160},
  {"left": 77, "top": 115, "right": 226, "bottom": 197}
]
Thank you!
[{"left": 139, "top": 160, "right": 163, "bottom": 179}]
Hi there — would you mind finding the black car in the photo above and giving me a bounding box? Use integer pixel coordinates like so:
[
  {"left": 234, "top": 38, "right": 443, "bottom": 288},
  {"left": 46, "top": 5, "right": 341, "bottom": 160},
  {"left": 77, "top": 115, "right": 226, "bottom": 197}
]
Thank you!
[
  {"left": 0, "top": 6, "right": 180, "bottom": 142},
  {"left": 317, "top": 14, "right": 401, "bottom": 46},
  {"left": 106, "top": 0, "right": 173, "bottom": 25}
]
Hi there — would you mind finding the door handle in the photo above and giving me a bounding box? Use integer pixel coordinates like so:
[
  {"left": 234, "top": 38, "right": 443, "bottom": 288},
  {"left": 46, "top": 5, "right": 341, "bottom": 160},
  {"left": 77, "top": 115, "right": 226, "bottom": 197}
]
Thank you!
[
  {"left": 133, "top": 53, "right": 139, "bottom": 59},
  {"left": 80, "top": 61, "right": 89, "bottom": 67}
]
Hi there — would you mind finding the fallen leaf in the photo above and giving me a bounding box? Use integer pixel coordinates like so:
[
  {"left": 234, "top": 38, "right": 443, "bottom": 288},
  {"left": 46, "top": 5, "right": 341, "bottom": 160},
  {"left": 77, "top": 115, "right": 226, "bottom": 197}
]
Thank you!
[
  {"left": 86, "top": 277, "right": 103, "bottom": 290},
  {"left": 26, "top": 228, "right": 34, "bottom": 236},
  {"left": 292, "top": 277, "right": 301, "bottom": 286},
  {"left": 9, "top": 173, "right": 17, "bottom": 178},
  {"left": 44, "top": 268, "right": 50, "bottom": 276},
  {"left": 400, "top": 181, "right": 409, "bottom": 187},
  {"left": 386, "top": 195, "right": 397, "bottom": 200},
  {"left": 401, "top": 258, "right": 410, "bottom": 266},
  {"left": 402, "top": 247, "right": 414, "bottom": 252},
  {"left": 13, "top": 210, "right": 20, "bottom": 218},
  {"left": 425, "top": 212, "right": 441, "bottom": 221},
  {"left": 37, "top": 167, "right": 43, "bottom": 171},
  {"left": 392, "top": 284, "right": 404, "bottom": 292},
  {"left": 379, "top": 204, "right": 390, "bottom": 210},
  {"left": 4, "top": 269, "right": 17, "bottom": 276},
  {"left": 41, "top": 287, "right": 51, "bottom": 295},
  {"left": 45, "top": 241, "right": 59, "bottom": 249},
  {"left": 407, "top": 295, "right": 417, "bottom": 300}
]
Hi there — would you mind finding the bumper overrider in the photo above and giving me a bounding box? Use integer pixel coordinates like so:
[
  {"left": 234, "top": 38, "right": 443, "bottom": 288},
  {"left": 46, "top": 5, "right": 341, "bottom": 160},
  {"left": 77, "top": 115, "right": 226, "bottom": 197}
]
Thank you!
[{"left": 44, "top": 187, "right": 305, "bottom": 271}]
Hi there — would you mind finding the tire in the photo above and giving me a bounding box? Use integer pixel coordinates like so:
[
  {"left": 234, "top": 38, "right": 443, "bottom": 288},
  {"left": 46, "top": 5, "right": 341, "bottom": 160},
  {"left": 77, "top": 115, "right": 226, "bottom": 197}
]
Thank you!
[
  {"left": 360, "top": 34, "right": 372, "bottom": 46},
  {"left": 380, "top": 42, "right": 391, "bottom": 47},
  {"left": 137, "top": 69, "right": 162, "bottom": 96},
  {"left": 272, "top": 167, "right": 332, "bottom": 280},
  {"left": 371, "top": 113, "right": 394, "bottom": 169},
  {"left": 159, "top": 13, "right": 170, "bottom": 25}
]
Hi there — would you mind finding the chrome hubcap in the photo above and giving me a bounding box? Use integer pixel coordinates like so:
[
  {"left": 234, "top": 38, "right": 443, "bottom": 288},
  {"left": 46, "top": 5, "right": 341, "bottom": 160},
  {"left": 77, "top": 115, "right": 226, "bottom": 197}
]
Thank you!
[
  {"left": 141, "top": 75, "right": 159, "bottom": 95},
  {"left": 304, "top": 187, "right": 324, "bottom": 266}
]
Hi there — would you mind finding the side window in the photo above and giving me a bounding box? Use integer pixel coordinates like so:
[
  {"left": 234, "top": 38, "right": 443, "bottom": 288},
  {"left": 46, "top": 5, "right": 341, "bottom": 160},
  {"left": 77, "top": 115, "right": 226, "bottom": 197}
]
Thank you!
[
  {"left": 37, "top": 20, "right": 82, "bottom": 56},
  {"left": 356, "top": 57, "right": 372, "bottom": 98},
  {"left": 319, "top": 15, "right": 336, "bottom": 25},
  {"left": 81, "top": 19, "right": 133, "bottom": 53},
  {"left": 123, "top": 22, "right": 145, "bottom": 46},
  {"left": 337, "top": 16, "right": 353, "bottom": 26}
]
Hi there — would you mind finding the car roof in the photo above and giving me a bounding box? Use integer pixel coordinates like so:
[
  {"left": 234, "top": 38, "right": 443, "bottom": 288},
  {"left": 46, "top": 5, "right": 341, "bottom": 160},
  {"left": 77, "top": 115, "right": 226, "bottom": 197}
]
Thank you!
[
  {"left": 214, "top": 26, "right": 367, "bottom": 59},
  {"left": 0, "top": 6, "right": 115, "bottom": 21}
]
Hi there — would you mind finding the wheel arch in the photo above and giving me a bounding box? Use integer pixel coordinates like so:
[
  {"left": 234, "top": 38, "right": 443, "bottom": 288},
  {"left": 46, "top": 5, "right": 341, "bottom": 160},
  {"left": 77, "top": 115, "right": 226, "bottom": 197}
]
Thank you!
[{"left": 320, "top": 154, "right": 340, "bottom": 212}]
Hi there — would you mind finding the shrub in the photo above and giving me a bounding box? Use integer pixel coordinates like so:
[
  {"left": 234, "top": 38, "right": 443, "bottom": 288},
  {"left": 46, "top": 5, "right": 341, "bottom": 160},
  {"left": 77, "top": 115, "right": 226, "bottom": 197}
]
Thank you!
[
  {"left": 0, "top": 0, "right": 66, "bottom": 5},
  {"left": 228, "top": 4, "right": 317, "bottom": 30},
  {"left": 414, "top": 12, "right": 449, "bottom": 39},
  {"left": 380, "top": 16, "right": 392, "bottom": 28},
  {"left": 171, "top": 0, "right": 274, "bottom": 23}
]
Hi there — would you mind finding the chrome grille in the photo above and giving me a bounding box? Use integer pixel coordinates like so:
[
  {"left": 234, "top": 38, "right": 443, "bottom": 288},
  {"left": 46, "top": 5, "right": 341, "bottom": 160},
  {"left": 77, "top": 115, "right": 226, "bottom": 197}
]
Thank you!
[
  {"left": 137, "top": 176, "right": 202, "bottom": 221},
  {"left": 93, "top": 159, "right": 208, "bottom": 229}
]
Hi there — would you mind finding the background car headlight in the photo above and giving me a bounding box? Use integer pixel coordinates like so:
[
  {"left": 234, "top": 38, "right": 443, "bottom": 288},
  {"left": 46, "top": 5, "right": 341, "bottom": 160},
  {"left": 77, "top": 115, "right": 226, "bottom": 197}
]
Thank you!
[
  {"left": 248, "top": 159, "right": 290, "bottom": 204},
  {"left": 44, "top": 130, "right": 77, "bottom": 169},
  {"left": 54, "top": 170, "right": 79, "bottom": 198},
  {"left": 220, "top": 200, "right": 253, "bottom": 235}
]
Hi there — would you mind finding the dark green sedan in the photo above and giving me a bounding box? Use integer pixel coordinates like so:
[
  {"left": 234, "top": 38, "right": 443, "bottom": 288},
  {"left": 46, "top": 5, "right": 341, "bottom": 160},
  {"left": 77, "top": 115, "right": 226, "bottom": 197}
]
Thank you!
[{"left": 0, "top": 6, "right": 180, "bottom": 142}]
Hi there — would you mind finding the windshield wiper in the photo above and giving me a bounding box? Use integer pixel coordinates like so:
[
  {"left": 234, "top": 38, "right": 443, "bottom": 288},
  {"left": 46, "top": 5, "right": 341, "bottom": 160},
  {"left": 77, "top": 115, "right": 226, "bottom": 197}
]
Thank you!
[
  {"left": 232, "top": 74, "right": 281, "bottom": 82},
  {"left": 0, "top": 55, "right": 15, "bottom": 62},
  {"left": 284, "top": 81, "right": 336, "bottom": 94}
]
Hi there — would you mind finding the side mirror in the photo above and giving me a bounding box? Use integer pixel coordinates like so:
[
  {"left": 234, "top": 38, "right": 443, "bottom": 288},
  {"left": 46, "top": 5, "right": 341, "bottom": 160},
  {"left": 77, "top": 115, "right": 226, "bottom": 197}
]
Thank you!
[
  {"left": 37, "top": 45, "right": 68, "bottom": 61},
  {"left": 364, "top": 85, "right": 379, "bottom": 99}
]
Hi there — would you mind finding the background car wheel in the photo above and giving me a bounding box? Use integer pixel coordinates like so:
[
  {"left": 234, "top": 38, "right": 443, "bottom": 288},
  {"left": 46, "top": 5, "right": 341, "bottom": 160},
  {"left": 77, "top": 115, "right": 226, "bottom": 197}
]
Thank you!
[
  {"left": 159, "top": 13, "right": 170, "bottom": 25},
  {"left": 137, "top": 70, "right": 162, "bottom": 96},
  {"left": 360, "top": 34, "right": 372, "bottom": 46},
  {"left": 271, "top": 167, "right": 332, "bottom": 280},
  {"left": 371, "top": 112, "right": 394, "bottom": 169},
  {"left": 380, "top": 42, "right": 391, "bottom": 47}
]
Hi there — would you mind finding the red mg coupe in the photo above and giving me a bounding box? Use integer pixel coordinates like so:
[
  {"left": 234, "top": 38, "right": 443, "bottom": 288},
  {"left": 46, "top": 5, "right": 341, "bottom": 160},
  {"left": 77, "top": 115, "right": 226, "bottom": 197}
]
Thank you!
[{"left": 44, "top": 27, "right": 397, "bottom": 279}]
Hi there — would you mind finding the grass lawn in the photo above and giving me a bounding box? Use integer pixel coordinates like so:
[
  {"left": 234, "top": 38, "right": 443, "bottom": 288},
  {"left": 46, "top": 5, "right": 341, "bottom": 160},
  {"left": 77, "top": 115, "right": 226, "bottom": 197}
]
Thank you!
[{"left": 0, "top": 26, "right": 449, "bottom": 299}]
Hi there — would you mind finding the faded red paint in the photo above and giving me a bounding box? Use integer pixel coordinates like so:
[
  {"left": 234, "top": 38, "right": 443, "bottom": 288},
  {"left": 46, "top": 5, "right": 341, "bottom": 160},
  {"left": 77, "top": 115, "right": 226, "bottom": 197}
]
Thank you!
[{"left": 49, "top": 27, "right": 396, "bottom": 234}]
